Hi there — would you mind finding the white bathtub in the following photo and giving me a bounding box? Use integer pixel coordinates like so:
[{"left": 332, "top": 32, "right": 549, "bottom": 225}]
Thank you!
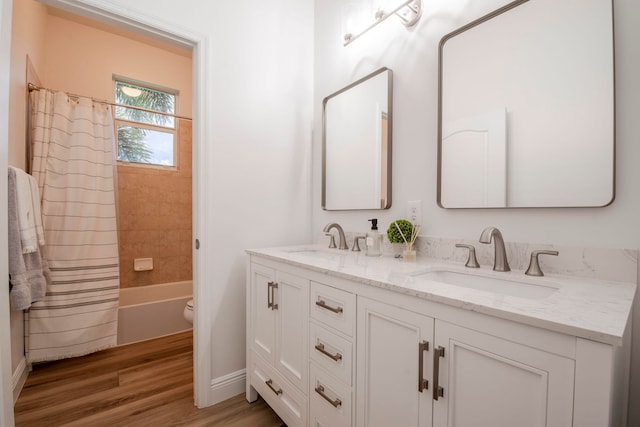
[{"left": 117, "top": 281, "right": 193, "bottom": 345}]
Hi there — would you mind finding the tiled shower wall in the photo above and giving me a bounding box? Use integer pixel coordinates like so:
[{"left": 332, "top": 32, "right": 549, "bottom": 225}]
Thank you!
[{"left": 116, "top": 119, "right": 192, "bottom": 288}]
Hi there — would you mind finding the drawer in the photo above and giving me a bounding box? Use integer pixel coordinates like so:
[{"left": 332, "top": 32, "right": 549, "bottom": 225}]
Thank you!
[
  {"left": 251, "top": 352, "right": 307, "bottom": 427},
  {"left": 310, "top": 321, "right": 353, "bottom": 385},
  {"left": 309, "top": 363, "right": 352, "bottom": 427},
  {"left": 310, "top": 281, "right": 355, "bottom": 337}
]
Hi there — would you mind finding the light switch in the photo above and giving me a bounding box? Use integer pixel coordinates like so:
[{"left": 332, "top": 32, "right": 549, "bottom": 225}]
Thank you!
[{"left": 407, "top": 200, "right": 422, "bottom": 224}]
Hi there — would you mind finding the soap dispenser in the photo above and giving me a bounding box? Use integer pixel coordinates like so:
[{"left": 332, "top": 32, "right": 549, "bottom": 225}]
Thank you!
[{"left": 366, "top": 219, "right": 382, "bottom": 257}]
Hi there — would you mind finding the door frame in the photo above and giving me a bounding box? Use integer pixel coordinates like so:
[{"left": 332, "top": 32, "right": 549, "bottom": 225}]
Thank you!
[{"left": 0, "top": 0, "right": 16, "bottom": 424}]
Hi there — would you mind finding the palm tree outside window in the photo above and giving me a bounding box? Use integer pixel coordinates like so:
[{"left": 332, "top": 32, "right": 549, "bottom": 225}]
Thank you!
[{"left": 114, "top": 78, "right": 178, "bottom": 168}]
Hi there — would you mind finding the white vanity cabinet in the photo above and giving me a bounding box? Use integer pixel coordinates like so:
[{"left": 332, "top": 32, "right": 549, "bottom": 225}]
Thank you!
[
  {"left": 357, "top": 297, "right": 574, "bottom": 427},
  {"left": 247, "top": 261, "right": 309, "bottom": 426},
  {"left": 246, "top": 250, "right": 632, "bottom": 427}
]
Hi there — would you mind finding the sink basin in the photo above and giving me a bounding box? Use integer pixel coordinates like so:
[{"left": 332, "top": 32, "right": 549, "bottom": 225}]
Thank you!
[
  {"left": 284, "top": 248, "right": 319, "bottom": 254},
  {"left": 283, "top": 248, "right": 345, "bottom": 261},
  {"left": 412, "top": 269, "right": 558, "bottom": 299}
]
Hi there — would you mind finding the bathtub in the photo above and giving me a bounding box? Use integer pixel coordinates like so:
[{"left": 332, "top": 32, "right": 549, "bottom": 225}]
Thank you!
[{"left": 117, "top": 281, "right": 193, "bottom": 345}]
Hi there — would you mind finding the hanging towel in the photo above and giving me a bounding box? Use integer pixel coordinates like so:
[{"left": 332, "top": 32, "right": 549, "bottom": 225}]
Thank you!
[
  {"left": 8, "top": 167, "right": 51, "bottom": 310},
  {"left": 29, "top": 173, "right": 46, "bottom": 247},
  {"left": 9, "top": 165, "right": 44, "bottom": 253}
]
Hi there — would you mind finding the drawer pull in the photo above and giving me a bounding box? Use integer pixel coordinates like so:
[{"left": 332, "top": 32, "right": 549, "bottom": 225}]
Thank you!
[
  {"left": 316, "top": 298, "right": 343, "bottom": 314},
  {"left": 265, "top": 379, "right": 283, "bottom": 396},
  {"left": 315, "top": 384, "right": 342, "bottom": 408},
  {"left": 315, "top": 342, "right": 343, "bottom": 362}
]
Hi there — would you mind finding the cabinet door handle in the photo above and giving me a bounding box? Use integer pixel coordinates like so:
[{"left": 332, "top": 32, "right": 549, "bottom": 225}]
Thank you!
[
  {"left": 315, "top": 298, "right": 343, "bottom": 314},
  {"left": 272, "top": 282, "right": 278, "bottom": 310},
  {"left": 418, "top": 340, "right": 429, "bottom": 392},
  {"left": 265, "top": 379, "right": 283, "bottom": 396},
  {"left": 315, "top": 384, "right": 342, "bottom": 408},
  {"left": 267, "top": 282, "right": 278, "bottom": 310},
  {"left": 433, "top": 346, "right": 445, "bottom": 400},
  {"left": 315, "top": 342, "right": 343, "bottom": 362}
]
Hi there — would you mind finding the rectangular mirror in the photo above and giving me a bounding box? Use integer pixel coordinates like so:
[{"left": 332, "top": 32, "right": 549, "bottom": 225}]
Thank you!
[
  {"left": 438, "top": 0, "right": 614, "bottom": 208},
  {"left": 323, "top": 67, "right": 392, "bottom": 210}
]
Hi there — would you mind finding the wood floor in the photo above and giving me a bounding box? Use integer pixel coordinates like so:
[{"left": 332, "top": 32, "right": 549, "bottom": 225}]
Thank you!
[{"left": 14, "top": 331, "right": 285, "bottom": 426}]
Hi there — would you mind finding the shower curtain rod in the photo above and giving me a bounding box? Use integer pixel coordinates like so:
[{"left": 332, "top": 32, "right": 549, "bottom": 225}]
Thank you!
[{"left": 27, "top": 82, "right": 192, "bottom": 121}]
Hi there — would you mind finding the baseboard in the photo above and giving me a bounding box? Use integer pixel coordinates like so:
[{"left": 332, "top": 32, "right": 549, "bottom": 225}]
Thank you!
[
  {"left": 12, "top": 357, "right": 28, "bottom": 403},
  {"left": 209, "top": 369, "right": 246, "bottom": 405}
]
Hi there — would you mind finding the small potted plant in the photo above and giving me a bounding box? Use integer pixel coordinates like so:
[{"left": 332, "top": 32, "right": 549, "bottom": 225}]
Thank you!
[{"left": 387, "top": 219, "right": 421, "bottom": 261}]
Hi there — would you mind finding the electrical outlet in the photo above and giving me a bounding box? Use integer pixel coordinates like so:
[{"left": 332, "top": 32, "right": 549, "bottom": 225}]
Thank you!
[{"left": 407, "top": 200, "right": 422, "bottom": 224}]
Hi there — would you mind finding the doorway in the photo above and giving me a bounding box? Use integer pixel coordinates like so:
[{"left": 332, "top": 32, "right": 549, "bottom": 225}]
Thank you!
[{"left": 2, "top": 0, "right": 207, "bottom": 422}]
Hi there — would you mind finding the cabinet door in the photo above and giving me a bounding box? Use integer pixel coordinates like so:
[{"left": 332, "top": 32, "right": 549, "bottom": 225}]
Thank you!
[
  {"left": 433, "top": 320, "right": 574, "bottom": 427},
  {"left": 275, "top": 270, "right": 309, "bottom": 393},
  {"left": 250, "top": 263, "right": 276, "bottom": 365},
  {"left": 357, "top": 297, "right": 434, "bottom": 427}
]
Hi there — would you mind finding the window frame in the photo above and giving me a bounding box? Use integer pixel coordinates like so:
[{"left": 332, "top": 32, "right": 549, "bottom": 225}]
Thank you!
[{"left": 113, "top": 76, "right": 180, "bottom": 170}]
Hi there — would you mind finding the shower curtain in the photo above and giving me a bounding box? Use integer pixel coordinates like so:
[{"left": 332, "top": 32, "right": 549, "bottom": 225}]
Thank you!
[{"left": 26, "top": 89, "right": 120, "bottom": 363}]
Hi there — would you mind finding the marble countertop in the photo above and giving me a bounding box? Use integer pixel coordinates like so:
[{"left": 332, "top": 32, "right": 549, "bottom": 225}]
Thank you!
[{"left": 247, "top": 245, "right": 637, "bottom": 346}]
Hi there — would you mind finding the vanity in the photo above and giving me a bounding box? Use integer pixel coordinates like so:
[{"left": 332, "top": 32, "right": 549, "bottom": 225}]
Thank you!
[
  {"left": 245, "top": 0, "right": 628, "bottom": 423},
  {"left": 245, "top": 245, "right": 635, "bottom": 427}
]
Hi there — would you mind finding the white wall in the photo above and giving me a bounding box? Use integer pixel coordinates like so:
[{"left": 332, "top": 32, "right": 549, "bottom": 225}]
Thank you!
[
  {"left": 314, "top": 0, "right": 640, "bottom": 425},
  {"left": 199, "top": 0, "right": 314, "bottom": 382}
]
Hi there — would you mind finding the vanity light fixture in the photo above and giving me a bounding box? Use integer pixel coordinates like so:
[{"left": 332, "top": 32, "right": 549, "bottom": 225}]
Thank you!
[{"left": 344, "top": 0, "right": 423, "bottom": 46}]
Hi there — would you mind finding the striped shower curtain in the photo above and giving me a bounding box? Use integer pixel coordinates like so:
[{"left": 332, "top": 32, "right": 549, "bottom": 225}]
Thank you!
[{"left": 27, "top": 89, "right": 120, "bottom": 363}]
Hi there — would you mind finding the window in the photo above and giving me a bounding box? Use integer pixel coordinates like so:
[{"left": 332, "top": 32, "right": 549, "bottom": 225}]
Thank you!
[{"left": 114, "top": 78, "right": 178, "bottom": 168}]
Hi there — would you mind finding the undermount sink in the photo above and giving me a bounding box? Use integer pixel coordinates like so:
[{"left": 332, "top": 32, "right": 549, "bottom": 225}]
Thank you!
[
  {"left": 283, "top": 248, "right": 345, "bottom": 261},
  {"left": 412, "top": 269, "right": 559, "bottom": 300},
  {"left": 284, "top": 248, "right": 319, "bottom": 254}
]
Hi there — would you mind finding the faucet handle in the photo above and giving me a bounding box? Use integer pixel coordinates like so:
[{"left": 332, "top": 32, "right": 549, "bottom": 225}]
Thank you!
[
  {"left": 325, "top": 233, "right": 337, "bottom": 249},
  {"left": 525, "top": 250, "right": 559, "bottom": 277},
  {"left": 352, "top": 236, "right": 366, "bottom": 252},
  {"left": 455, "top": 244, "right": 480, "bottom": 268}
]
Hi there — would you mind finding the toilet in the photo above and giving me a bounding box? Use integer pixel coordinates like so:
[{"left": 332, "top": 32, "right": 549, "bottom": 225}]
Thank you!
[{"left": 183, "top": 299, "right": 194, "bottom": 325}]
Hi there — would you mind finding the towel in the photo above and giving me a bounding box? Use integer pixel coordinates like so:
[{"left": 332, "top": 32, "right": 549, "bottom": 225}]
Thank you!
[
  {"left": 29, "top": 173, "right": 46, "bottom": 247},
  {"left": 9, "top": 166, "right": 45, "bottom": 253},
  {"left": 8, "top": 167, "right": 51, "bottom": 310}
]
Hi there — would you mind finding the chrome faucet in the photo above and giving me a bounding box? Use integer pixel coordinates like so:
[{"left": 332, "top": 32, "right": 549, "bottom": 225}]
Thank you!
[
  {"left": 479, "top": 227, "right": 510, "bottom": 272},
  {"left": 323, "top": 223, "right": 349, "bottom": 250}
]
